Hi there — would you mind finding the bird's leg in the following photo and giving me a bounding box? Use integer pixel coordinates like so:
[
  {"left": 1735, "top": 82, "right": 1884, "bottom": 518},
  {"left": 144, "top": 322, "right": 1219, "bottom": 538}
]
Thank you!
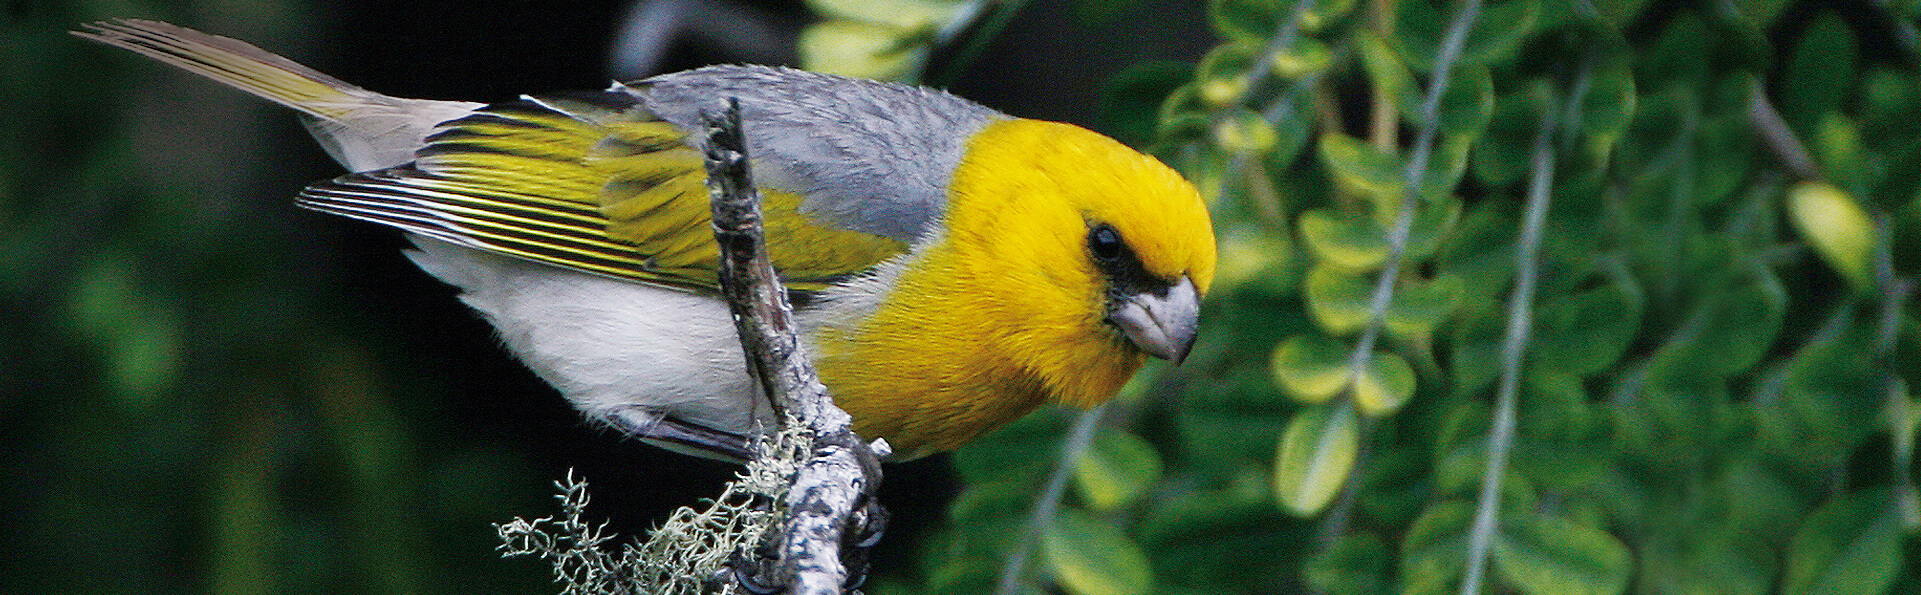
[
  {"left": 606, "top": 408, "right": 754, "bottom": 462},
  {"left": 731, "top": 534, "right": 785, "bottom": 594},
  {"left": 841, "top": 495, "right": 889, "bottom": 590}
]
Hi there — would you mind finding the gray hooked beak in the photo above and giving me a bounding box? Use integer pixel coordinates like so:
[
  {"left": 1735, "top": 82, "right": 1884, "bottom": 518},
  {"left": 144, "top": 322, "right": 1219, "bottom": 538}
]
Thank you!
[{"left": 1107, "top": 276, "right": 1202, "bottom": 364}]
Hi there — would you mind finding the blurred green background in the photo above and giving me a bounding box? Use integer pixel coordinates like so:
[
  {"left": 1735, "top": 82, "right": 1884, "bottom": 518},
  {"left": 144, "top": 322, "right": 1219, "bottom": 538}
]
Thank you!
[
  {"left": 3, "top": 0, "right": 1209, "bottom": 592},
  {"left": 10, "top": 0, "right": 1921, "bottom": 594}
]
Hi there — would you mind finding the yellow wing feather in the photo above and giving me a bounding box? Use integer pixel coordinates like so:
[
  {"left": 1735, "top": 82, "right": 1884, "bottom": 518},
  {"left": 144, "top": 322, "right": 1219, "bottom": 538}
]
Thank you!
[{"left": 299, "top": 97, "right": 909, "bottom": 293}]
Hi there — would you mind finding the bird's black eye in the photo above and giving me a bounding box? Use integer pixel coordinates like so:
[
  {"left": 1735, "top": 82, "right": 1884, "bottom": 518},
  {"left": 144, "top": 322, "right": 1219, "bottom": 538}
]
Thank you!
[{"left": 1089, "top": 224, "right": 1124, "bottom": 260}]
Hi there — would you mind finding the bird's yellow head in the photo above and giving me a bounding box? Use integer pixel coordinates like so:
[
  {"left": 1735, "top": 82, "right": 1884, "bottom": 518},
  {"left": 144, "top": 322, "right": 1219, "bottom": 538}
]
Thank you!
[{"left": 940, "top": 118, "right": 1217, "bottom": 408}]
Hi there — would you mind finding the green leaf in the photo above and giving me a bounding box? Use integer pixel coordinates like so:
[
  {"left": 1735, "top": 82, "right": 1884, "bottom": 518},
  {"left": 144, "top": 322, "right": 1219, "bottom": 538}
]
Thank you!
[
  {"left": 1271, "top": 36, "right": 1335, "bottom": 79},
  {"left": 1730, "top": 0, "right": 1792, "bottom": 27},
  {"left": 1208, "top": 0, "right": 1284, "bottom": 45},
  {"left": 1382, "top": 273, "right": 1464, "bottom": 342},
  {"left": 1263, "top": 89, "right": 1317, "bottom": 169},
  {"left": 1634, "top": 530, "right": 1773, "bottom": 595},
  {"left": 1406, "top": 194, "right": 1463, "bottom": 260},
  {"left": 1862, "top": 68, "right": 1921, "bottom": 141},
  {"left": 1165, "top": 143, "right": 1232, "bottom": 203},
  {"left": 1637, "top": 12, "right": 1710, "bottom": 87},
  {"left": 1814, "top": 112, "right": 1870, "bottom": 200},
  {"left": 1648, "top": 279, "right": 1785, "bottom": 380},
  {"left": 1692, "top": 109, "right": 1759, "bottom": 207},
  {"left": 1352, "top": 351, "right": 1416, "bottom": 417},
  {"left": 1192, "top": 42, "right": 1260, "bottom": 108},
  {"left": 1318, "top": 132, "right": 1404, "bottom": 201},
  {"left": 1274, "top": 402, "right": 1360, "bottom": 516},
  {"left": 1354, "top": 446, "right": 1430, "bottom": 527},
  {"left": 1590, "top": 0, "right": 1653, "bottom": 28},
  {"left": 1138, "top": 494, "right": 1299, "bottom": 588},
  {"left": 1780, "top": 11, "right": 1858, "bottom": 130},
  {"left": 1214, "top": 225, "right": 1301, "bottom": 292},
  {"left": 1400, "top": 64, "right": 1494, "bottom": 140},
  {"left": 1297, "top": 0, "right": 1359, "bottom": 32},
  {"left": 1212, "top": 108, "right": 1278, "bottom": 155},
  {"left": 1509, "top": 440, "right": 1612, "bottom": 492},
  {"left": 1271, "top": 333, "right": 1353, "bottom": 404},
  {"left": 1299, "top": 209, "right": 1389, "bottom": 270},
  {"left": 1317, "top": 132, "right": 1466, "bottom": 209},
  {"left": 1787, "top": 181, "right": 1876, "bottom": 290},
  {"left": 1043, "top": 509, "right": 1154, "bottom": 595},
  {"left": 1711, "top": 456, "right": 1810, "bottom": 540},
  {"left": 1423, "top": 135, "right": 1474, "bottom": 204},
  {"left": 951, "top": 411, "right": 1069, "bottom": 485},
  {"left": 1098, "top": 60, "right": 1193, "bottom": 147},
  {"left": 1447, "top": 312, "right": 1504, "bottom": 400},
  {"left": 1303, "top": 532, "right": 1391, "bottom": 595},
  {"left": 68, "top": 255, "right": 182, "bottom": 408},
  {"left": 1529, "top": 283, "right": 1641, "bottom": 376},
  {"left": 1578, "top": 62, "right": 1638, "bottom": 155},
  {"left": 1072, "top": 0, "right": 1144, "bottom": 24},
  {"left": 797, "top": 19, "right": 924, "bottom": 80},
  {"left": 947, "top": 480, "right": 1037, "bottom": 526},
  {"left": 1304, "top": 266, "right": 1374, "bottom": 335},
  {"left": 1434, "top": 200, "right": 1519, "bottom": 309},
  {"left": 1073, "top": 431, "right": 1164, "bottom": 512},
  {"left": 807, "top": 0, "right": 963, "bottom": 28},
  {"left": 1207, "top": 0, "right": 1360, "bottom": 39},
  {"left": 1394, "top": 0, "right": 1540, "bottom": 71},
  {"left": 1516, "top": 369, "right": 1602, "bottom": 443},
  {"left": 1783, "top": 490, "right": 1902, "bottom": 595},
  {"left": 1492, "top": 513, "right": 1633, "bottom": 595},
  {"left": 1359, "top": 30, "right": 1414, "bottom": 118},
  {"left": 1400, "top": 501, "right": 1474, "bottom": 595}
]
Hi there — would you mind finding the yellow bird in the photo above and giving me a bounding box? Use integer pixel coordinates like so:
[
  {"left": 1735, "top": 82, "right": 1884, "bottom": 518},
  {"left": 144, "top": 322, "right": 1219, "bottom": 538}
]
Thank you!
[{"left": 76, "top": 19, "right": 1216, "bottom": 461}]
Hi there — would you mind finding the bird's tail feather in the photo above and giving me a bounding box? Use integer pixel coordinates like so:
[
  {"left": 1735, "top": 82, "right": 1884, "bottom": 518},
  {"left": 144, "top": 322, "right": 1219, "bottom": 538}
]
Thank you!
[
  {"left": 73, "top": 19, "right": 374, "bottom": 122},
  {"left": 75, "top": 19, "right": 485, "bottom": 171}
]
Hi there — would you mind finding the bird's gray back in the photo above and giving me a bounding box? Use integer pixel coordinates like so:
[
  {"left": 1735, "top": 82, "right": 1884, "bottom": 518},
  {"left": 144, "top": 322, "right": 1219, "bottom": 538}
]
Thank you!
[{"left": 628, "top": 65, "right": 1006, "bottom": 244}]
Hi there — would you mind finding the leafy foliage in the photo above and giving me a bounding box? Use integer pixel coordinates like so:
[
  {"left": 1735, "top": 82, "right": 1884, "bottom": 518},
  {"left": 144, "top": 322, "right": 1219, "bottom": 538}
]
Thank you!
[
  {"left": 15, "top": 0, "right": 1921, "bottom": 593},
  {"left": 896, "top": 1, "right": 1921, "bottom": 594}
]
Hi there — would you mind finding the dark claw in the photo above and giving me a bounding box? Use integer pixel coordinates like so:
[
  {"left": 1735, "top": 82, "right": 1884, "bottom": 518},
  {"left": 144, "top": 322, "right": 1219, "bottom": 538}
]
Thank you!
[
  {"left": 730, "top": 547, "right": 784, "bottom": 595},
  {"left": 853, "top": 501, "right": 889, "bottom": 548},
  {"left": 840, "top": 498, "right": 889, "bottom": 590}
]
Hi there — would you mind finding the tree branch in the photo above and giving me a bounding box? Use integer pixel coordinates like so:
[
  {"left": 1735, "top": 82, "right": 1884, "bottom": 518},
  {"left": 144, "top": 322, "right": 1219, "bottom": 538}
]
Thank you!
[{"left": 702, "top": 98, "right": 889, "bottom": 595}]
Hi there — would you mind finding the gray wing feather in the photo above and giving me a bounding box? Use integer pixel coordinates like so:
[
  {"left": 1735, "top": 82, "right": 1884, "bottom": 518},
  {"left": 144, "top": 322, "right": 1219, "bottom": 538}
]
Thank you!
[{"left": 626, "top": 65, "right": 1005, "bottom": 243}]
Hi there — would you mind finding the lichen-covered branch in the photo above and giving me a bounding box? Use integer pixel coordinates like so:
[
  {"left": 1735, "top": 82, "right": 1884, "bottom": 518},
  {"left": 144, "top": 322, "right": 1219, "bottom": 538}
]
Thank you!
[{"left": 702, "top": 98, "right": 888, "bottom": 595}]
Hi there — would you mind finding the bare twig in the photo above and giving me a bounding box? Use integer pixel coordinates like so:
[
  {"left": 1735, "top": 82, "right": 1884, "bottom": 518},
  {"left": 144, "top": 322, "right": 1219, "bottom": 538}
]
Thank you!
[
  {"left": 1746, "top": 80, "right": 1819, "bottom": 179},
  {"left": 991, "top": 404, "right": 1109, "bottom": 595},
  {"left": 703, "top": 99, "right": 888, "bottom": 595},
  {"left": 1344, "top": 0, "right": 1483, "bottom": 401},
  {"left": 1459, "top": 79, "right": 1561, "bottom": 595}
]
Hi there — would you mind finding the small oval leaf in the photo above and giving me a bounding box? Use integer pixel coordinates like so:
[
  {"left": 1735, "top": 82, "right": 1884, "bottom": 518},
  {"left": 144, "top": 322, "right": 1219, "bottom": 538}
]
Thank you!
[
  {"left": 1043, "top": 509, "right": 1154, "bottom": 595},
  {"left": 1783, "top": 490, "right": 1902, "bottom": 595},
  {"left": 1786, "top": 180, "right": 1875, "bottom": 289},
  {"left": 1492, "top": 513, "right": 1633, "bottom": 595},
  {"left": 1353, "top": 351, "right": 1416, "bottom": 417},
  {"left": 1073, "top": 431, "right": 1164, "bottom": 512},
  {"left": 1272, "top": 333, "right": 1353, "bottom": 404},
  {"left": 1299, "top": 209, "right": 1390, "bottom": 270},
  {"left": 1318, "top": 132, "right": 1404, "bottom": 201},
  {"left": 1274, "top": 402, "right": 1361, "bottom": 516},
  {"left": 1304, "top": 266, "right": 1375, "bottom": 335}
]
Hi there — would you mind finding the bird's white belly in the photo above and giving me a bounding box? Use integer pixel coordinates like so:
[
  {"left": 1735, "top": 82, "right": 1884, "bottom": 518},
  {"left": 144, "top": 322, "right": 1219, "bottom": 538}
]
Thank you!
[{"left": 401, "top": 236, "right": 771, "bottom": 437}]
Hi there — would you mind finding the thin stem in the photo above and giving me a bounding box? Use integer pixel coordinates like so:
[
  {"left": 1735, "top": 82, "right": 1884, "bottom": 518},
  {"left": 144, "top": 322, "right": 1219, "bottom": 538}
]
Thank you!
[
  {"left": 1459, "top": 88, "right": 1560, "bottom": 595},
  {"left": 1367, "top": 0, "right": 1398, "bottom": 150},
  {"left": 1746, "top": 80, "right": 1819, "bottom": 179},
  {"left": 992, "top": 405, "right": 1109, "bottom": 595},
  {"left": 1344, "top": 0, "right": 1483, "bottom": 388},
  {"left": 924, "top": 0, "right": 1029, "bottom": 88}
]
